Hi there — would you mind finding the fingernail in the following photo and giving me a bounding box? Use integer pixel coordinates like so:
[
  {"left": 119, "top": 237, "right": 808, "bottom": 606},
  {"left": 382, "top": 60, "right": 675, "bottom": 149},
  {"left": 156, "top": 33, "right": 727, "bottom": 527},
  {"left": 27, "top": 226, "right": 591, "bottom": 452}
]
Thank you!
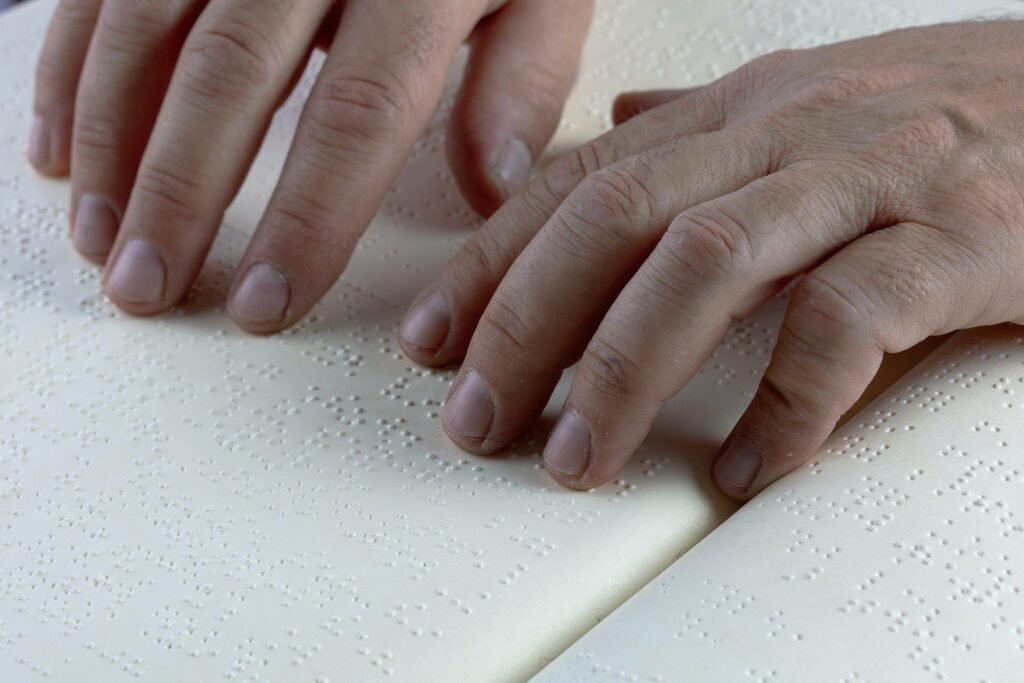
[
  {"left": 106, "top": 238, "right": 166, "bottom": 304},
  {"left": 489, "top": 137, "right": 532, "bottom": 200},
  {"left": 27, "top": 115, "right": 51, "bottom": 169},
  {"left": 230, "top": 262, "right": 290, "bottom": 325},
  {"left": 443, "top": 371, "right": 494, "bottom": 441},
  {"left": 73, "top": 194, "right": 119, "bottom": 257},
  {"left": 399, "top": 291, "right": 450, "bottom": 352},
  {"left": 713, "top": 438, "right": 763, "bottom": 490},
  {"left": 543, "top": 410, "right": 591, "bottom": 478}
]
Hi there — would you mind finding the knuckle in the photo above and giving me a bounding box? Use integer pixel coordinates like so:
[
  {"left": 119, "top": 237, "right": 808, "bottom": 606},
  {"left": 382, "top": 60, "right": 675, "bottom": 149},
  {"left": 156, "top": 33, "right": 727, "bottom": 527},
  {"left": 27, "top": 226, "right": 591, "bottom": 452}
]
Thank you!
[
  {"left": 540, "top": 139, "right": 620, "bottom": 199},
  {"left": 787, "top": 273, "right": 872, "bottom": 346},
  {"left": 389, "top": 4, "right": 449, "bottom": 68},
  {"left": 577, "top": 336, "right": 642, "bottom": 401},
  {"left": 574, "top": 164, "right": 657, "bottom": 226},
  {"left": 71, "top": 111, "right": 121, "bottom": 159},
  {"left": 936, "top": 166, "right": 1019, "bottom": 236},
  {"left": 513, "top": 60, "right": 573, "bottom": 114},
  {"left": 876, "top": 112, "right": 959, "bottom": 163},
  {"left": 455, "top": 233, "right": 502, "bottom": 280},
  {"left": 264, "top": 194, "right": 340, "bottom": 252},
  {"left": 659, "top": 204, "right": 752, "bottom": 280},
  {"left": 34, "top": 56, "right": 64, "bottom": 95},
  {"left": 133, "top": 162, "right": 203, "bottom": 220},
  {"left": 756, "top": 367, "right": 824, "bottom": 429},
  {"left": 751, "top": 48, "right": 795, "bottom": 72},
  {"left": 55, "top": 0, "right": 99, "bottom": 24},
  {"left": 551, "top": 165, "right": 657, "bottom": 259},
  {"left": 307, "top": 69, "right": 412, "bottom": 147},
  {"left": 180, "top": 20, "right": 280, "bottom": 100},
  {"left": 476, "top": 295, "right": 534, "bottom": 359},
  {"left": 611, "top": 93, "right": 638, "bottom": 124},
  {"left": 800, "top": 68, "right": 891, "bottom": 105},
  {"left": 95, "top": 0, "right": 178, "bottom": 53},
  {"left": 726, "top": 48, "right": 794, "bottom": 96},
  {"left": 633, "top": 255, "right": 701, "bottom": 310},
  {"left": 38, "top": 1, "right": 98, "bottom": 79}
]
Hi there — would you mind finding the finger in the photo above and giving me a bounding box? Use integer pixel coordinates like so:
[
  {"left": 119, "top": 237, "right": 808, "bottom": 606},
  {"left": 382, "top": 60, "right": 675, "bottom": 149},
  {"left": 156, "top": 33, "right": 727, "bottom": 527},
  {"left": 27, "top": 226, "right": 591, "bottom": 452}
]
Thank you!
[
  {"left": 103, "top": 0, "right": 330, "bottom": 313},
  {"left": 612, "top": 88, "right": 698, "bottom": 125},
  {"left": 69, "top": 0, "right": 200, "bottom": 262},
  {"left": 442, "top": 126, "right": 780, "bottom": 454},
  {"left": 712, "top": 223, "right": 1005, "bottom": 500},
  {"left": 446, "top": 0, "right": 594, "bottom": 215},
  {"left": 398, "top": 85, "right": 728, "bottom": 365},
  {"left": 542, "top": 163, "right": 880, "bottom": 487},
  {"left": 29, "top": 0, "right": 103, "bottom": 176},
  {"left": 226, "top": 0, "right": 488, "bottom": 333}
]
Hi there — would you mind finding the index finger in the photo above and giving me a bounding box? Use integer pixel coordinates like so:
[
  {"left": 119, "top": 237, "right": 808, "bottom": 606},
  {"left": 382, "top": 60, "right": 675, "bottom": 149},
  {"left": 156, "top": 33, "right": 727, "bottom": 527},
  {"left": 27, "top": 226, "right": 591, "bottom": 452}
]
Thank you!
[{"left": 226, "top": 0, "right": 485, "bottom": 332}]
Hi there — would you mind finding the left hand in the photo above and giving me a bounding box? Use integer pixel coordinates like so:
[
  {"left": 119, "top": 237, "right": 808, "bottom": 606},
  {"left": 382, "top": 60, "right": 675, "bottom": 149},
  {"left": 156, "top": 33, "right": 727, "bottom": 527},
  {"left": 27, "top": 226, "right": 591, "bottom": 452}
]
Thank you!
[
  {"left": 397, "top": 21, "right": 1024, "bottom": 500},
  {"left": 28, "top": 0, "right": 592, "bottom": 331}
]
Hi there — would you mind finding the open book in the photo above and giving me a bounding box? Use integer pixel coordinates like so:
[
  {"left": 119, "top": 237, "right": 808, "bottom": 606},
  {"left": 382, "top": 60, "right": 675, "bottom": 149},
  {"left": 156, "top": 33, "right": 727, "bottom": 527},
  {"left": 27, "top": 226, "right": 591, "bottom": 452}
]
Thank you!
[{"left": 1, "top": 1, "right": 1021, "bottom": 681}]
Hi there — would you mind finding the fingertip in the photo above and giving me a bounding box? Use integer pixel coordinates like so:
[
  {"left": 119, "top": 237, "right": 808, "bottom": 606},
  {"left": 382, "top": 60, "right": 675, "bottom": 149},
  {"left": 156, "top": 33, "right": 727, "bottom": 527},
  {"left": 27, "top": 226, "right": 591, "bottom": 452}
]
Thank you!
[
  {"left": 610, "top": 88, "right": 697, "bottom": 126},
  {"left": 398, "top": 290, "right": 452, "bottom": 355},
  {"left": 542, "top": 408, "right": 634, "bottom": 491},
  {"left": 228, "top": 313, "right": 290, "bottom": 337},
  {"left": 397, "top": 337, "right": 466, "bottom": 368},
  {"left": 77, "top": 250, "right": 110, "bottom": 266},
  {"left": 542, "top": 409, "right": 591, "bottom": 478},
  {"left": 102, "top": 293, "right": 171, "bottom": 318},
  {"left": 544, "top": 469, "right": 595, "bottom": 491},
  {"left": 103, "top": 238, "right": 171, "bottom": 315},
  {"left": 102, "top": 293, "right": 170, "bottom": 318},
  {"left": 227, "top": 261, "right": 292, "bottom": 335},
  {"left": 398, "top": 284, "right": 483, "bottom": 367},
  {"left": 487, "top": 137, "right": 533, "bottom": 206},
  {"left": 442, "top": 433, "right": 504, "bottom": 457},
  {"left": 611, "top": 92, "right": 640, "bottom": 126},
  {"left": 447, "top": 0, "right": 587, "bottom": 216},
  {"left": 27, "top": 114, "right": 71, "bottom": 177},
  {"left": 711, "top": 462, "right": 759, "bottom": 502},
  {"left": 445, "top": 121, "right": 530, "bottom": 217},
  {"left": 71, "top": 193, "right": 119, "bottom": 262},
  {"left": 442, "top": 370, "right": 500, "bottom": 454},
  {"left": 711, "top": 436, "right": 764, "bottom": 501}
]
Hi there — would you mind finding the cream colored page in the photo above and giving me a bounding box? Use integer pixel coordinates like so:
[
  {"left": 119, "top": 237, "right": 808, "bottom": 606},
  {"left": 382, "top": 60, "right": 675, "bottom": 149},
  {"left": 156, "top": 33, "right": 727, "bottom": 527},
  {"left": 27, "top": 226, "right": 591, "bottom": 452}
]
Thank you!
[
  {"left": 0, "top": 1, "right": 1013, "bottom": 682},
  {"left": 536, "top": 325, "right": 1024, "bottom": 682}
]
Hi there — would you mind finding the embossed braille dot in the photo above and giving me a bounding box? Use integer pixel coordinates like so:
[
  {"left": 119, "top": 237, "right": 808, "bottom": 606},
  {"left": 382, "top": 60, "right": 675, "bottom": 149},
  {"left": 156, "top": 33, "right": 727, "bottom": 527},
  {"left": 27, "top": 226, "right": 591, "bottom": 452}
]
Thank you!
[{"left": 4, "top": 2, "right": 1024, "bottom": 683}]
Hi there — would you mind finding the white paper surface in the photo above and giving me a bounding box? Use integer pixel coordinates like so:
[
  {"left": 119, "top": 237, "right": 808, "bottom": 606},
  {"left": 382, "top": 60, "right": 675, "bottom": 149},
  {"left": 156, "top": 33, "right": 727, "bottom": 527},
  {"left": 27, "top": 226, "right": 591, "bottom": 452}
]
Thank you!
[
  {"left": 0, "top": 1, "right": 1019, "bottom": 681},
  {"left": 535, "top": 326, "right": 1024, "bottom": 682}
]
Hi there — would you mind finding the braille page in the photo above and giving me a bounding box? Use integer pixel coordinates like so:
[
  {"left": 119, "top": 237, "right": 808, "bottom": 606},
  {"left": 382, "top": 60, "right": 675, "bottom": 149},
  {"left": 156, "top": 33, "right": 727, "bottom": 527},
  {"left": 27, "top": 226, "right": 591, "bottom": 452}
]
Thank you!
[
  {"left": 535, "top": 326, "right": 1024, "bottom": 683},
  {"left": 0, "top": 1, "right": 1017, "bottom": 682}
]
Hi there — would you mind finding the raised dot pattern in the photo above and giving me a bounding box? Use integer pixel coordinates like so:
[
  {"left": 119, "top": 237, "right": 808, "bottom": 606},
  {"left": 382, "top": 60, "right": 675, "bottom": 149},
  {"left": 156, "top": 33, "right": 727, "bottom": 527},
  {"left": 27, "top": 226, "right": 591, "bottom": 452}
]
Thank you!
[
  {"left": 538, "top": 327, "right": 1024, "bottom": 682},
  {"left": 0, "top": 1, "right": 1017, "bottom": 682}
]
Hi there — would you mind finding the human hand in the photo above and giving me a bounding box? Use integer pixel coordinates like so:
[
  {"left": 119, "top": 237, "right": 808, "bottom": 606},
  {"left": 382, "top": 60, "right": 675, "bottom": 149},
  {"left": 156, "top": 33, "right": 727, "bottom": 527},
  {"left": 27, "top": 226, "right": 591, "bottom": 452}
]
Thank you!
[
  {"left": 398, "top": 21, "right": 1024, "bottom": 500},
  {"left": 29, "top": 0, "right": 592, "bottom": 330}
]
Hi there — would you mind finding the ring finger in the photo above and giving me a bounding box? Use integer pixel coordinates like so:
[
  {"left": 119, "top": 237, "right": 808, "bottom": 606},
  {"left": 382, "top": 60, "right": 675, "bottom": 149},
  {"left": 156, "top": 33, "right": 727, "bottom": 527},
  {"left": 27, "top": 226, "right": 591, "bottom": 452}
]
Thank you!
[
  {"left": 441, "top": 124, "right": 781, "bottom": 454},
  {"left": 542, "top": 160, "right": 885, "bottom": 487},
  {"left": 70, "top": 0, "right": 202, "bottom": 261}
]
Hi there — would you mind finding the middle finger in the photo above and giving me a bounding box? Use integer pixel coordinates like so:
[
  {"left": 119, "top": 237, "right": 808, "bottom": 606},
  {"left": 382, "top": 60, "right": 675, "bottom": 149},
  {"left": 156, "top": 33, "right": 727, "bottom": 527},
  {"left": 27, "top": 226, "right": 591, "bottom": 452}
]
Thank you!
[
  {"left": 442, "top": 123, "right": 780, "bottom": 453},
  {"left": 103, "top": 0, "right": 331, "bottom": 313},
  {"left": 399, "top": 84, "right": 730, "bottom": 366}
]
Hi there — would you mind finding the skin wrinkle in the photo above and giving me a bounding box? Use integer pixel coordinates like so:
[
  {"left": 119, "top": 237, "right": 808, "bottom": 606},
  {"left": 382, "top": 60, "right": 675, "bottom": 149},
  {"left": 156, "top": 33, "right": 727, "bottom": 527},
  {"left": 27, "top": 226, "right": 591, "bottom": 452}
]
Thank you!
[
  {"left": 579, "top": 338, "right": 640, "bottom": 402},
  {"left": 421, "top": 19, "right": 1024, "bottom": 499},
  {"left": 37, "top": 0, "right": 598, "bottom": 329},
  {"left": 27, "top": 4, "right": 1024, "bottom": 500}
]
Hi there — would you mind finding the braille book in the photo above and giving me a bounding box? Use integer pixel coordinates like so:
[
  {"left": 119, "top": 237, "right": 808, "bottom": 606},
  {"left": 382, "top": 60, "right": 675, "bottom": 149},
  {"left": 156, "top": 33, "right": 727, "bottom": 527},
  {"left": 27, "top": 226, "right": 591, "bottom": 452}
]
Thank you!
[{"left": 1, "top": 1, "right": 1021, "bottom": 681}]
